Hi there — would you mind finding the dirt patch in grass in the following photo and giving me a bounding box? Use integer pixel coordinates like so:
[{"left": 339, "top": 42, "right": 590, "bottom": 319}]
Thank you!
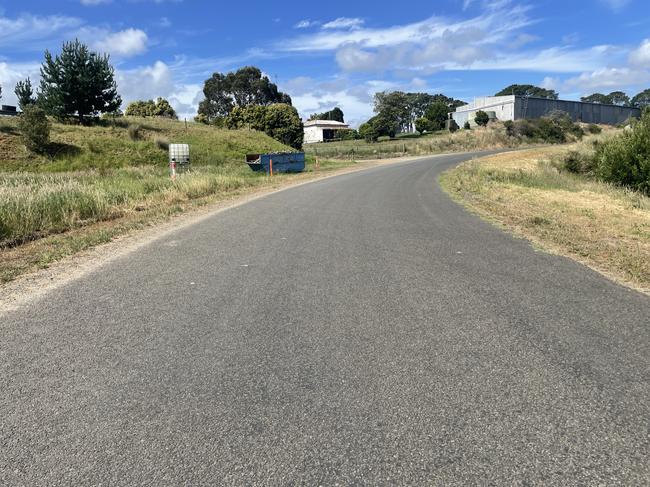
[{"left": 440, "top": 147, "right": 650, "bottom": 295}]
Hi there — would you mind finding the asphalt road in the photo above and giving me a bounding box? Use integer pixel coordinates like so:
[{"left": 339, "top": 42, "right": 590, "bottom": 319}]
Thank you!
[{"left": 1, "top": 151, "right": 649, "bottom": 485}]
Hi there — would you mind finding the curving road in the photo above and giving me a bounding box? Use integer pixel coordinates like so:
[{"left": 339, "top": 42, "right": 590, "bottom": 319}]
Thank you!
[{"left": 1, "top": 151, "right": 649, "bottom": 485}]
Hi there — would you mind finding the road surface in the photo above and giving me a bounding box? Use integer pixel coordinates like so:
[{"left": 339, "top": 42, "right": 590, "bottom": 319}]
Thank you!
[{"left": 1, "top": 151, "right": 649, "bottom": 485}]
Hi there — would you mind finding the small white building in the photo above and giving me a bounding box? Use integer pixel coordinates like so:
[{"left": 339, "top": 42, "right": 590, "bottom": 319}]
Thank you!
[{"left": 303, "top": 120, "right": 350, "bottom": 144}]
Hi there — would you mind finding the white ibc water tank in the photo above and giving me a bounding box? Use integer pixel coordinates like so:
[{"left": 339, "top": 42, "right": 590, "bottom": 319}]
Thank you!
[{"left": 169, "top": 144, "right": 190, "bottom": 165}]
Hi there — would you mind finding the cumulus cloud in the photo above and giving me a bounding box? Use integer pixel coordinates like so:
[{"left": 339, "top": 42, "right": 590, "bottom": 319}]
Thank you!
[
  {"left": 116, "top": 61, "right": 202, "bottom": 119},
  {"left": 0, "top": 61, "right": 41, "bottom": 106},
  {"left": 630, "top": 39, "right": 650, "bottom": 67},
  {"left": 90, "top": 28, "right": 148, "bottom": 57}
]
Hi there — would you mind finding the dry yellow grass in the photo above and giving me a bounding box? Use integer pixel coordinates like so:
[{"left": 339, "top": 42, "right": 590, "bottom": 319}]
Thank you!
[{"left": 440, "top": 146, "right": 650, "bottom": 294}]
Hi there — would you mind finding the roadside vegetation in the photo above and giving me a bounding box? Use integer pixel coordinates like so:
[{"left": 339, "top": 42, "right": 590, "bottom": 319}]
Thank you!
[
  {"left": 305, "top": 111, "right": 589, "bottom": 160},
  {"left": 441, "top": 122, "right": 650, "bottom": 293}
]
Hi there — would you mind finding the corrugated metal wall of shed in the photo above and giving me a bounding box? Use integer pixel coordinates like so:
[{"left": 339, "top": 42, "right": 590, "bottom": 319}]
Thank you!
[{"left": 518, "top": 97, "right": 640, "bottom": 125}]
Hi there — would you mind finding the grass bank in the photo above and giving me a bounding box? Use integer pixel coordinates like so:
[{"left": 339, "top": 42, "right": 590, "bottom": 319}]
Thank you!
[{"left": 440, "top": 145, "right": 650, "bottom": 293}]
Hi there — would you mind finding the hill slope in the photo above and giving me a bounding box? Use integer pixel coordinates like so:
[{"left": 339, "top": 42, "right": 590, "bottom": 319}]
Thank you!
[{"left": 0, "top": 116, "right": 292, "bottom": 172}]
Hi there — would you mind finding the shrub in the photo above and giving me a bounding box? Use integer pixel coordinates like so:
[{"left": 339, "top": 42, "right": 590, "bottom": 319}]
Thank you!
[
  {"left": 562, "top": 150, "right": 596, "bottom": 174},
  {"left": 448, "top": 119, "right": 460, "bottom": 133},
  {"left": 18, "top": 105, "right": 50, "bottom": 153},
  {"left": 359, "top": 122, "right": 379, "bottom": 143},
  {"left": 415, "top": 117, "right": 430, "bottom": 134},
  {"left": 337, "top": 128, "right": 359, "bottom": 140},
  {"left": 588, "top": 123, "right": 602, "bottom": 134},
  {"left": 504, "top": 120, "right": 515, "bottom": 137},
  {"left": 594, "top": 109, "right": 650, "bottom": 194},
  {"left": 475, "top": 110, "right": 489, "bottom": 127},
  {"left": 154, "top": 137, "right": 170, "bottom": 151},
  {"left": 464, "top": 121, "right": 471, "bottom": 130},
  {"left": 127, "top": 124, "right": 142, "bottom": 141}
]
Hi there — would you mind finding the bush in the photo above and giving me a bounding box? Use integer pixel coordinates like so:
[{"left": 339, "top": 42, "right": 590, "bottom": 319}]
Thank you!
[
  {"left": 588, "top": 124, "right": 602, "bottom": 134},
  {"left": 475, "top": 110, "right": 489, "bottom": 127},
  {"left": 448, "top": 119, "right": 459, "bottom": 133},
  {"left": 562, "top": 150, "right": 596, "bottom": 174},
  {"left": 126, "top": 98, "right": 177, "bottom": 119},
  {"left": 154, "top": 137, "right": 170, "bottom": 151},
  {"left": 464, "top": 121, "right": 471, "bottom": 130},
  {"left": 359, "top": 122, "right": 379, "bottom": 143},
  {"left": 594, "top": 109, "right": 650, "bottom": 194},
  {"left": 504, "top": 120, "right": 515, "bottom": 137},
  {"left": 127, "top": 124, "right": 142, "bottom": 141},
  {"left": 18, "top": 105, "right": 50, "bottom": 153},
  {"left": 337, "top": 128, "right": 359, "bottom": 140},
  {"left": 415, "top": 117, "right": 430, "bottom": 134}
]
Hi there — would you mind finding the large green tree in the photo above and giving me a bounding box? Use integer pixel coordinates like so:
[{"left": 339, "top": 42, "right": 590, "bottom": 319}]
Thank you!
[
  {"left": 495, "top": 84, "right": 558, "bottom": 99},
  {"left": 632, "top": 89, "right": 650, "bottom": 108},
  {"left": 424, "top": 102, "right": 449, "bottom": 131},
  {"left": 198, "top": 66, "right": 292, "bottom": 122},
  {"left": 14, "top": 78, "right": 36, "bottom": 110},
  {"left": 226, "top": 103, "right": 303, "bottom": 149},
  {"left": 374, "top": 91, "right": 465, "bottom": 133},
  {"left": 308, "top": 106, "right": 344, "bottom": 122},
  {"left": 39, "top": 39, "right": 121, "bottom": 123},
  {"left": 608, "top": 91, "right": 631, "bottom": 107}
]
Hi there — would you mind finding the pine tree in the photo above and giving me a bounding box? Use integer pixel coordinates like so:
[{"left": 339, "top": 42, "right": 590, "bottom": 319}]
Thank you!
[
  {"left": 14, "top": 78, "right": 36, "bottom": 110},
  {"left": 39, "top": 39, "right": 122, "bottom": 123}
]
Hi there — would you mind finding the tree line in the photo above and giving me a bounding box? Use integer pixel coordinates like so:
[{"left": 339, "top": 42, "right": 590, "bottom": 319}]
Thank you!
[{"left": 195, "top": 66, "right": 304, "bottom": 149}]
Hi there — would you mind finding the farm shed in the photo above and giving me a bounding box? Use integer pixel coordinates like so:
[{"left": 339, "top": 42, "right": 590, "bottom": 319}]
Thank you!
[
  {"left": 450, "top": 96, "right": 641, "bottom": 127},
  {"left": 304, "top": 120, "right": 350, "bottom": 144}
]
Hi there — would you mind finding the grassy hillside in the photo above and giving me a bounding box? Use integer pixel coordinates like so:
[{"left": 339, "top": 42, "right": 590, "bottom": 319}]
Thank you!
[
  {"left": 441, "top": 143, "right": 650, "bottom": 293},
  {"left": 1, "top": 116, "right": 349, "bottom": 282},
  {"left": 0, "top": 116, "right": 290, "bottom": 172}
]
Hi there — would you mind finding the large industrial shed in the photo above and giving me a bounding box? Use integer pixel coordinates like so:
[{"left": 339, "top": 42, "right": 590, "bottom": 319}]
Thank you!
[
  {"left": 304, "top": 120, "right": 350, "bottom": 144},
  {"left": 450, "top": 95, "right": 641, "bottom": 127}
]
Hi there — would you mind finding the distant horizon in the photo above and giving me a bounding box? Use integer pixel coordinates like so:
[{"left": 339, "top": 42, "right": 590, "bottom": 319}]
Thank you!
[{"left": 1, "top": 0, "right": 649, "bottom": 126}]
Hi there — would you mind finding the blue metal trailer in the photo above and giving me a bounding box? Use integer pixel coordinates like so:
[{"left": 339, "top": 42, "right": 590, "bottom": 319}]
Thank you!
[{"left": 245, "top": 152, "right": 305, "bottom": 173}]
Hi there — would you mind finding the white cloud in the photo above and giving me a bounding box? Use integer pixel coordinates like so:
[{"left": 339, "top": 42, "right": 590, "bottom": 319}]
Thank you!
[
  {"left": 630, "top": 38, "right": 650, "bottom": 67},
  {"left": 322, "top": 17, "right": 365, "bottom": 30},
  {"left": 84, "top": 28, "right": 148, "bottom": 58},
  {"left": 279, "top": 2, "right": 536, "bottom": 75},
  {"left": 116, "top": 61, "right": 202, "bottom": 119},
  {"left": 0, "top": 61, "right": 41, "bottom": 106},
  {"left": 564, "top": 67, "right": 650, "bottom": 92},
  {"left": 294, "top": 19, "right": 317, "bottom": 29},
  {"left": 0, "top": 14, "right": 84, "bottom": 50}
]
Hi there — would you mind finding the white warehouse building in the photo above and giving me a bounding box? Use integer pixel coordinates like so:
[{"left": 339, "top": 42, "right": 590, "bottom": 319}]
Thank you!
[
  {"left": 450, "top": 95, "right": 641, "bottom": 127},
  {"left": 303, "top": 120, "right": 350, "bottom": 144}
]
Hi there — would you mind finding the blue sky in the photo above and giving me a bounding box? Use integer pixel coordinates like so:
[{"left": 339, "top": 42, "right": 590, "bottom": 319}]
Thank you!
[{"left": 1, "top": 0, "right": 649, "bottom": 125}]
